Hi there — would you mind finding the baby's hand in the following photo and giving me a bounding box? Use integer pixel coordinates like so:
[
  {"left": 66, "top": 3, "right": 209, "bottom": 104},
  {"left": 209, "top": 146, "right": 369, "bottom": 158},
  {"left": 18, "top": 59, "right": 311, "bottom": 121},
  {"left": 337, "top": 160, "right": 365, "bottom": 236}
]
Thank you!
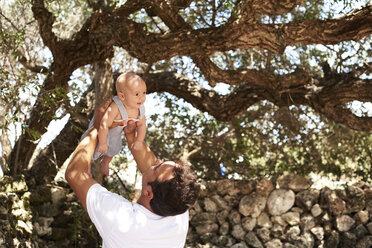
[
  {"left": 97, "top": 144, "right": 108, "bottom": 153},
  {"left": 131, "top": 140, "right": 143, "bottom": 151}
]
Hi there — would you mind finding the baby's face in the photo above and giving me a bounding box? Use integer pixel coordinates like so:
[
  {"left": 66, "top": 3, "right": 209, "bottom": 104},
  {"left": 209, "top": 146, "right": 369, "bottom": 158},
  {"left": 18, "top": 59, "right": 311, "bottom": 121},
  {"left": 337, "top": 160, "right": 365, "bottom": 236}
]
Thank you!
[{"left": 121, "top": 78, "right": 147, "bottom": 109}]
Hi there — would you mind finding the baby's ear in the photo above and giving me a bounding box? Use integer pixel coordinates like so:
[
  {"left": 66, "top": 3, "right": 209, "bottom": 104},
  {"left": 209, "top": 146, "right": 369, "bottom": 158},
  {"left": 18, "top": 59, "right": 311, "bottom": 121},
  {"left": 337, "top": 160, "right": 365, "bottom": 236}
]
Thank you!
[{"left": 117, "top": 91, "right": 124, "bottom": 98}]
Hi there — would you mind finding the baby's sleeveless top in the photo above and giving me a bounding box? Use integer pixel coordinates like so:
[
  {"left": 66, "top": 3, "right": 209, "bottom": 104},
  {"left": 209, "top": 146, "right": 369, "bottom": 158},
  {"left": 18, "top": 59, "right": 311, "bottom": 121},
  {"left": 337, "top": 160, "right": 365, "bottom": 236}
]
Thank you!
[{"left": 90, "top": 96, "right": 145, "bottom": 160}]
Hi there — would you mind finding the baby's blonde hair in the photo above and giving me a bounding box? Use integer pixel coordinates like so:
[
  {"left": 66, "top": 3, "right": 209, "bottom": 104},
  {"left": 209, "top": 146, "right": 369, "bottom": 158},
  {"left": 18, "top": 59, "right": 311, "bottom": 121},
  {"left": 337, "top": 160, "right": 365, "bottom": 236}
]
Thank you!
[{"left": 116, "top": 72, "right": 139, "bottom": 93}]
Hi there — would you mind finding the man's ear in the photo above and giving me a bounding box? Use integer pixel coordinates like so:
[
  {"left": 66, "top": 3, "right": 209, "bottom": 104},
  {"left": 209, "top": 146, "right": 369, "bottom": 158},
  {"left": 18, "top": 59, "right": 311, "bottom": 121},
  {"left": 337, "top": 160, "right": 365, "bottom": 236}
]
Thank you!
[{"left": 143, "top": 184, "right": 154, "bottom": 200}]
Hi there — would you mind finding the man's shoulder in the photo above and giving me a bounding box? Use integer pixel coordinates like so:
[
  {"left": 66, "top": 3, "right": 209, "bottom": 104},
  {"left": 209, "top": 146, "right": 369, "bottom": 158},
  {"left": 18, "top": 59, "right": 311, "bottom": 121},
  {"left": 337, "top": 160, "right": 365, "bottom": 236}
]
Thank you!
[{"left": 87, "top": 184, "right": 131, "bottom": 208}]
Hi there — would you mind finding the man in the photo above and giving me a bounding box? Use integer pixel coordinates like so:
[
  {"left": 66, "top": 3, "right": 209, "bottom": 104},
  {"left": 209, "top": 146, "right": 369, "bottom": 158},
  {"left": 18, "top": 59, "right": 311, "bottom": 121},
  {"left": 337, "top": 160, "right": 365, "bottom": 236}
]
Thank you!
[{"left": 65, "top": 100, "right": 200, "bottom": 248}]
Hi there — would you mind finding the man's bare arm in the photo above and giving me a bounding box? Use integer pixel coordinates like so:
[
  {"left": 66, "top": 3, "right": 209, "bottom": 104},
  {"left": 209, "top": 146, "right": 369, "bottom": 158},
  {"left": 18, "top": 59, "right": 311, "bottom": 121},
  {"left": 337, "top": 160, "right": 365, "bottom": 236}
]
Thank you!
[
  {"left": 65, "top": 100, "right": 112, "bottom": 209},
  {"left": 124, "top": 120, "right": 158, "bottom": 174}
]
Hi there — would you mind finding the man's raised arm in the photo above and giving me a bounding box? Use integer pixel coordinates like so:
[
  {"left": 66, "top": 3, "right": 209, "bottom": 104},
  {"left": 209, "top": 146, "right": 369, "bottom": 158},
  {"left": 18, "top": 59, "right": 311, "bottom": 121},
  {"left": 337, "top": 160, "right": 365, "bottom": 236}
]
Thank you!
[
  {"left": 124, "top": 121, "right": 158, "bottom": 174},
  {"left": 65, "top": 100, "right": 112, "bottom": 209}
]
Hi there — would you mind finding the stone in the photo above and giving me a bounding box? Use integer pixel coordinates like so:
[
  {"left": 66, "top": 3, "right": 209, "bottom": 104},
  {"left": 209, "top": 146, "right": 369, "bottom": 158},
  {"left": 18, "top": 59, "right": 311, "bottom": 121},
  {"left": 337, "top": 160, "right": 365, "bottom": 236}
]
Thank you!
[
  {"left": 245, "top": 231, "right": 263, "bottom": 248},
  {"left": 239, "top": 194, "right": 266, "bottom": 217},
  {"left": 277, "top": 174, "right": 312, "bottom": 192},
  {"left": 29, "top": 186, "right": 52, "bottom": 205},
  {"left": 51, "top": 186, "right": 66, "bottom": 209},
  {"left": 340, "top": 232, "right": 357, "bottom": 248},
  {"left": 356, "top": 236, "right": 372, "bottom": 248},
  {"left": 354, "top": 224, "right": 368, "bottom": 239},
  {"left": 257, "top": 227, "right": 271, "bottom": 242},
  {"left": 281, "top": 212, "right": 300, "bottom": 226},
  {"left": 283, "top": 243, "right": 297, "bottom": 248},
  {"left": 229, "top": 210, "right": 241, "bottom": 225},
  {"left": 231, "top": 242, "right": 248, "bottom": 248},
  {"left": 191, "top": 212, "right": 216, "bottom": 226},
  {"left": 0, "top": 175, "right": 28, "bottom": 193},
  {"left": 286, "top": 226, "right": 301, "bottom": 242},
  {"left": 34, "top": 217, "right": 53, "bottom": 236},
  {"left": 191, "top": 200, "right": 203, "bottom": 214},
  {"left": 50, "top": 227, "right": 71, "bottom": 241},
  {"left": 367, "top": 222, "right": 372, "bottom": 235},
  {"left": 195, "top": 223, "right": 219, "bottom": 235},
  {"left": 295, "top": 189, "right": 320, "bottom": 211},
  {"left": 271, "top": 215, "right": 287, "bottom": 226},
  {"left": 224, "top": 195, "right": 240, "bottom": 208},
  {"left": 267, "top": 189, "right": 295, "bottom": 216},
  {"left": 355, "top": 210, "right": 369, "bottom": 224},
  {"left": 271, "top": 223, "right": 284, "bottom": 238},
  {"left": 300, "top": 215, "right": 315, "bottom": 232},
  {"left": 320, "top": 188, "right": 346, "bottom": 216},
  {"left": 265, "top": 238, "right": 283, "bottom": 248},
  {"left": 291, "top": 207, "right": 303, "bottom": 214},
  {"left": 345, "top": 186, "right": 365, "bottom": 213},
  {"left": 231, "top": 224, "right": 246, "bottom": 240},
  {"left": 242, "top": 216, "right": 256, "bottom": 231},
  {"left": 294, "top": 232, "right": 315, "bottom": 248},
  {"left": 210, "top": 195, "right": 229, "bottom": 210},
  {"left": 216, "top": 179, "right": 240, "bottom": 196},
  {"left": 310, "top": 226, "right": 324, "bottom": 240},
  {"left": 219, "top": 222, "right": 229, "bottom": 235},
  {"left": 204, "top": 197, "right": 218, "bottom": 212},
  {"left": 324, "top": 231, "right": 339, "bottom": 248},
  {"left": 256, "top": 178, "right": 275, "bottom": 197},
  {"left": 17, "top": 220, "right": 32, "bottom": 235},
  {"left": 336, "top": 215, "right": 355, "bottom": 232},
  {"left": 0, "top": 206, "right": 7, "bottom": 215},
  {"left": 214, "top": 235, "right": 235, "bottom": 247},
  {"left": 38, "top": 202, "right": 59, "bottom": 217},
  {"left": 199, "top": 233, "right": 218, "bottom": 244},
  {"left": 365, "top": 188, "right": 372, "bottom": 212},
  {"left": 235, "top": 180, "right": 256, "bottom": 195},
  {"left": 11, "top": 208, "right": 29, "bottom": 221},
  {"left": 257, "top": 212, "right": 272, "bottom": 228},
  {"left": 216, "top": 209, "right": 229, "bottom": 224},
  {"left": 311, "top": 204, "right": 322, "bottom": 217}
]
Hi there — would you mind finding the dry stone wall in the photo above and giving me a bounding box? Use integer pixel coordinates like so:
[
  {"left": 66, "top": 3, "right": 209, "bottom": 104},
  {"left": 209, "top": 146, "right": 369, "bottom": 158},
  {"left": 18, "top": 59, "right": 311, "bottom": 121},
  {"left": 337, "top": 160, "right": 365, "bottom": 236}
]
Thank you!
[
  {"left": 186, "top": 175, "right": 372, "bottom": 248},
  {"left": 1, "top": 174, "right": 372, "bottom": 247}
]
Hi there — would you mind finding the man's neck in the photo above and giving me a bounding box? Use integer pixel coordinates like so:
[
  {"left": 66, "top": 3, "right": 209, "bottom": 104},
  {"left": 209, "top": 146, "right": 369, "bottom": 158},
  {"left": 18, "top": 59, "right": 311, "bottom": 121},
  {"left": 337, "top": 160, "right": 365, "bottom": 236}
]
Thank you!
[{"left": 137, "top": 195, "right": 153, "bottom": 213}]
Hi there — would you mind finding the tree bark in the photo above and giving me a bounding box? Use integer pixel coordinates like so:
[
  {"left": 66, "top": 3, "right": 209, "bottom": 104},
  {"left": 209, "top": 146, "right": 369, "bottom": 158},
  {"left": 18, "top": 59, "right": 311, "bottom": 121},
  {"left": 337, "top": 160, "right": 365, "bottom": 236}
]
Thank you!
[
  {"left": 29, "top": 58, "right": 114, "bottom": 185},
  {"left": 28, "top": 83, "right": 95, "bottom": 185},
  {"left": 8, "top": 70, "right": 72, "bottom": 175}
]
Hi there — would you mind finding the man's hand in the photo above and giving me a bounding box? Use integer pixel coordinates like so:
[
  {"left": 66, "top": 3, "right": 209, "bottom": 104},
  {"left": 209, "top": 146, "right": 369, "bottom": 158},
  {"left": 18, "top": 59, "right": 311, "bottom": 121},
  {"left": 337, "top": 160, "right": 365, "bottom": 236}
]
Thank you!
[{"left": 124, "top": 120, "right": 158, "bottom": 174}]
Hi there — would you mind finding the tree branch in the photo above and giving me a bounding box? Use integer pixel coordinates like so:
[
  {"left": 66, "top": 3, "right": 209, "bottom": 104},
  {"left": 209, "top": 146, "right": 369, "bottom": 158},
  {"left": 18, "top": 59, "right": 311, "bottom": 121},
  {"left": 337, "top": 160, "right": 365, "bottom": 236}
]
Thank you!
[
  {"left": 31, "top": 0, "right": 58, "bottom": 55},
  {"left": 144, "top": 71, "right": 372, "bottom": 131},
  {"left": 17, "top": 52, "right": 49, "bottom": 74}
]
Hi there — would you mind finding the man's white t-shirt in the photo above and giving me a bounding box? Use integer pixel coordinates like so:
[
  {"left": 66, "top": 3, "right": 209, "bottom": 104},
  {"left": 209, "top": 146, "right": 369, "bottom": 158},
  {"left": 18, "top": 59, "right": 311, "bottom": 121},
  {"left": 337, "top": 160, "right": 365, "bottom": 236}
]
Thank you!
[{"left": 86, "top": 184, "right": 189, "bottom": 248}]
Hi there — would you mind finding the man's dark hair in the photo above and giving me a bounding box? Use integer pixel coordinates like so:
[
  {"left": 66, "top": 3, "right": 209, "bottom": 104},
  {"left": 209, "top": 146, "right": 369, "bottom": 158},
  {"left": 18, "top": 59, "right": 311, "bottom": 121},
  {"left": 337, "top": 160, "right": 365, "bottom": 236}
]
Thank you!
[{"left": 148, "top": 161, "right": 200, "bottom": 217}]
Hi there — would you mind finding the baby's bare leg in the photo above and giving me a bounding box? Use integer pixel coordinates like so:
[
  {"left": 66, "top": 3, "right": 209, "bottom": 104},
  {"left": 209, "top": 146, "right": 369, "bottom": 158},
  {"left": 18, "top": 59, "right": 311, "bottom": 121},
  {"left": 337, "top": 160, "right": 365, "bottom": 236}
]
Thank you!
[{"left": 101, "top": 155, "right": 113, "bottom": 177}]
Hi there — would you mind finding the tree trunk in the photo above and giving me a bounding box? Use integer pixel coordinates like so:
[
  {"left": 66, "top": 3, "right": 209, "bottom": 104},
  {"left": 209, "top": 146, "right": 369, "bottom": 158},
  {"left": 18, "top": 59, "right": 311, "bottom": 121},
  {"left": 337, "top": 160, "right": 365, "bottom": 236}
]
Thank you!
[
  {"left": 28, "top": 58, "right": 114, "bottom": 185},
  {"left": 8, "top": 70, "right": 72, "bottom": 175},
  {"left": 27, "top": 83, "right": 95, "bottom": 185},
  {"left": 91, "top": 58, "right": 114, "bottom": 184},
  {"left": 93, "top": 58, "right": 115, "bottom": 107},
  {"left": 0, "top": 129, "right": 12, "bottom": 174}
]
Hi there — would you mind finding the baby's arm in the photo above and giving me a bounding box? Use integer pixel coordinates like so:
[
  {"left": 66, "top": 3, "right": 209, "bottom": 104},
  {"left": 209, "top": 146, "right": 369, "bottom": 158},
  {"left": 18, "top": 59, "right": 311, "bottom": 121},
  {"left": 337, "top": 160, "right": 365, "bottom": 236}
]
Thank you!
[
  {"left": 97, "top": 102, "right": 119, "bottom": 153},
  {"left": 131, "top": 116, "right": 146, "bottom": 151}
]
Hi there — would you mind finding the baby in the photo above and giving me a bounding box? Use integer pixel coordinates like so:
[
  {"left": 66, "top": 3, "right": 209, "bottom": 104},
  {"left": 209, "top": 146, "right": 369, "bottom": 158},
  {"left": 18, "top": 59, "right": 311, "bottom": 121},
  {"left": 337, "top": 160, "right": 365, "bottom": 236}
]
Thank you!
[{"left": 85, "top": 72, "right": 147, "bottom": 177}]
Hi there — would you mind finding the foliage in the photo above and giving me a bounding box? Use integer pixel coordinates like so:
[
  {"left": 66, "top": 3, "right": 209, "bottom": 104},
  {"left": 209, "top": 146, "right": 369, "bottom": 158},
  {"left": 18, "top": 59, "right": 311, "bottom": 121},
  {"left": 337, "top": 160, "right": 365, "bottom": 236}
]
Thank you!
[
  {"left": 0, "top": 0, "right": 371, "bottom": 182},
  {"left": 138, "top": 94, "right": 372, "bottom": 182}
]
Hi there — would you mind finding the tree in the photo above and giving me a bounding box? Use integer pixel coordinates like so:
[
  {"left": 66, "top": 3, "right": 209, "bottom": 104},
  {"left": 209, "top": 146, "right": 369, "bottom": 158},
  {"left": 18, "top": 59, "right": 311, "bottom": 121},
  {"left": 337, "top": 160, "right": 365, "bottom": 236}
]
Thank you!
[{"left": 1, "top": 0, "right": 371, "bottom": 179}]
